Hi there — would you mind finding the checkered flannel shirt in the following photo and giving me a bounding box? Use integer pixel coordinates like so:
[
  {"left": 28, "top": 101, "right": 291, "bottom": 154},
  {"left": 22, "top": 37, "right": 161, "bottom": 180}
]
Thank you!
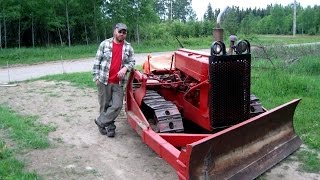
[{"left": 92, "top": 38, "right": 135, "bottom": 86}]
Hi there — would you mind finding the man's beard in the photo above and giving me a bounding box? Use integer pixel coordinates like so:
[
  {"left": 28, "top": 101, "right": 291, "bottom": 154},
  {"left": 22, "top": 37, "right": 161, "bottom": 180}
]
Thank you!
[{"left": 116, "top": 36, "right": 124, "bottom": 42}]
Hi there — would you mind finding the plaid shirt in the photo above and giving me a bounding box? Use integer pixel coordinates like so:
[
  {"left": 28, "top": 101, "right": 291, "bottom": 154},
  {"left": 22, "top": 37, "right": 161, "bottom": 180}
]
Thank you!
[{"left": 92, "top": 38, "right": 135, "bottom": 86}]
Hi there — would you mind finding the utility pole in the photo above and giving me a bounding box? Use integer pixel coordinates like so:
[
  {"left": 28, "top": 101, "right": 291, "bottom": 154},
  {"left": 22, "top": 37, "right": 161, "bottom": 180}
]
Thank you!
[
  {"left": 170, "top": 0, "right": 173, "bottom": 21},
  {"left": 293, "top": 0, "right": 297, "bottom": 36}
]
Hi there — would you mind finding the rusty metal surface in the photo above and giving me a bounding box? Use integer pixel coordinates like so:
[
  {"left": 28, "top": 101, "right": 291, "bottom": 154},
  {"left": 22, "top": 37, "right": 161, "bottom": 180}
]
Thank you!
[
  {"left": 187, "top": 99, "right": 301, "bottom": 179},
  {"left": 213, "top": 28, "right": 224, "bottom": 42}
]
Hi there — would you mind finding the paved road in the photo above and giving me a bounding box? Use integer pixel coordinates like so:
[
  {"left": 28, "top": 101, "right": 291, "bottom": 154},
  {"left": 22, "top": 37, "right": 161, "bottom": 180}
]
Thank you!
[{"left": 0, "top": 49, "right": 210, "bottom": 83}]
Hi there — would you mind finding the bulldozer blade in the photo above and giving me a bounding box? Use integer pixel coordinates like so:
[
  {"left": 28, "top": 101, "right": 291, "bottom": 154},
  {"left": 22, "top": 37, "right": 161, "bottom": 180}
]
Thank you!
[{"left": 185, "top": 99, "right": 301, "bottom": 180}]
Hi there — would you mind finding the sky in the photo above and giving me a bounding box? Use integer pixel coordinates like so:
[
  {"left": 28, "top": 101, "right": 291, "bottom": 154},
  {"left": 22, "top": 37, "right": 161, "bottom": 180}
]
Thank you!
[{"left": 191, "top": 0, "right": 319, "bottom": 19}]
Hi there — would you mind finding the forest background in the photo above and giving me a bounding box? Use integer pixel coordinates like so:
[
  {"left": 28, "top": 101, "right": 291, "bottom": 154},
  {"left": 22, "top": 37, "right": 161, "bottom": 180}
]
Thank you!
[{"left": 0, "top": 0, "right": 319, "bottom": 49}]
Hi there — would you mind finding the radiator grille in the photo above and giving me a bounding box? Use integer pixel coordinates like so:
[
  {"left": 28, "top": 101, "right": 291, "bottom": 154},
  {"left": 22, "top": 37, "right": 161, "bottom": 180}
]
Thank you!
[{"left": 209, "top": 54, "right": 251, "bottom": 129}]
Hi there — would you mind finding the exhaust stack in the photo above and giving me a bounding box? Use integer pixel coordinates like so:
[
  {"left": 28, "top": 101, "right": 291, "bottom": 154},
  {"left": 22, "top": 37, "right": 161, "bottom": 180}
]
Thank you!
[{"left": 213, "top": 6, "right": 229, "bottom": 42}]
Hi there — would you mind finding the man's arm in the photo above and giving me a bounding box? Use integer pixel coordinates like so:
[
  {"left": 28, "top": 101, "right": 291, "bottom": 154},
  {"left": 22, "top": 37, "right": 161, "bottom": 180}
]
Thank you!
[
  {"left": 92, "top": 42, "right": 104, "bottom": 82},
  {"left": 118, "top": 45, "right": 135, "bottom": 79},
  {"left": 124, "top": 45, "right": 135, "bottom": 71}
]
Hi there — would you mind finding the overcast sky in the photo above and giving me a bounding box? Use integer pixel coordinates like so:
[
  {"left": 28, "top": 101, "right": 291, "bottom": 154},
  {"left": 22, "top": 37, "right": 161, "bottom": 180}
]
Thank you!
[{"left": 192, "top": 0, "right": 319, "bottom": 19}]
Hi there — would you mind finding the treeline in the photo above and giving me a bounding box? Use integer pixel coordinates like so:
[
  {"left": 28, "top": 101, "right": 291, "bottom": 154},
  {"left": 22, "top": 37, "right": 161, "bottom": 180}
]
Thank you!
[
  {"left": 204, "top": 3, "right": 320, "bottom": 36},
  {"left": 0, "top": 0, "right": 195, "bottom": 48},
  {"left": 0, "top": 0, "right": 319, "bottom": 48}
]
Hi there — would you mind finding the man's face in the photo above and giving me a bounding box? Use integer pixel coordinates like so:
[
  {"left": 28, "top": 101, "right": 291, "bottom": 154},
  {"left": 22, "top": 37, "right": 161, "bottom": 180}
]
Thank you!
[{"left": 114, "top": 28, "right": 127, "bottom": 42}]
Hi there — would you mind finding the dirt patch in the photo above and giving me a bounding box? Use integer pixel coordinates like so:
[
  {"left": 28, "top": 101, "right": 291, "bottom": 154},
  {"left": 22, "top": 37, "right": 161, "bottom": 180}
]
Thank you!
[{"left": 0, "top": 80, "right": 319, "bottom": 180}]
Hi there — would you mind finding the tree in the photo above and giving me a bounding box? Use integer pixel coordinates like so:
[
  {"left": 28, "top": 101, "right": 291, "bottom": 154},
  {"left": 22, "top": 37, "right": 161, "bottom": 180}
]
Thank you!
[
  {"left": 127, "top": 0, "right": 158, "bottom": 43},
  {"left": 0, "top": 16, "right": 1, "bottom": 49},
  {"left": 240, "top": 13, "right": 260, "bottom": 35},
  {"left": 154, "top": 0, "right": 167, "bottom": 21},
  {"left": 299, "top": 6, "right": 318, "bottom": 35},
  {"left": 222, "top": 8, "right": 239, "bottom": 35},
  {"left": 203, "top": 3, "right": 214, "bottom": 21},
  {"left": 172, "top": 0, "right": 193, "bottom": 22},
  {"left": 1, "top": 1, "right": 320, "bottom": 48},
  {"left": 154, "top": 0, "right": 195, "bottom": 22},
  {"left": 21, "top": 0, "right": 48, "bottom": 47},
  {"left": 104, "top": 0, "right": 158, "bottom": 43},
  {"left": 188, "top": 10, "right": 197, "bottom": 21},
  {"left": 269, "top": 4, "right": 287, "bottom": 34}
]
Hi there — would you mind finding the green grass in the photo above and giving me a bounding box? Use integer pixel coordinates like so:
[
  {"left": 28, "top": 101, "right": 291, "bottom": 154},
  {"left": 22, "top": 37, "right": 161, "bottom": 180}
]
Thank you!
[
  {"left": 1, "top": 35, "right": 320, "bottom": 67},
  {"left": 0, "top": 141, "right": 39, "bottom": 179},
  {"left": 0, "top": 44, "right": 98, "bottom": 67},
  {"left": 0, "top": 106, "right": 55, "bottom": 149},
  {"left": 36, "top": 72, "right": 95, "bottom": 89},
  {"left": 296, "top": 150, "right": 320, "bottom": 173},
  {"left": 0, "top": 37, "right": 213, "bottom": 67},
  {"left": 36, "top": 65, "right": 143, "bottom": 88},
  {"left": 133, "top": 36, "right": 213, "bottom": 52},
  {"left": 0, "top": 105, "right": 55, "bottom": 179},
  {"left": 252, "top": 55, "right": 320, "bottom": 149},
  {"left": 251, "top": 34, "right": 320, "bottom": 45},
  {"left": 251, "top": 54, "right": 320, "bottom": 172}
]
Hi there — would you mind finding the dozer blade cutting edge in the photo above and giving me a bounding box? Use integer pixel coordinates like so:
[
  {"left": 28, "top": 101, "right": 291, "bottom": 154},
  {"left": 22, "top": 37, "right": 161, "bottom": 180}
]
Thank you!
[
  {"left": 185, "top": 99, "right": 301, "bottom": 180},
  {"left": 126, "top": 82, "right": 301, "bottom": 180}
]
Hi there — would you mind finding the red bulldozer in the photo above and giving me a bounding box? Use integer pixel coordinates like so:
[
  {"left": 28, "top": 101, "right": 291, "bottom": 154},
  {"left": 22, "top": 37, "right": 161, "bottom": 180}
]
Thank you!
[{"left": 125, "top": 13, "right": 301, "bottom": 180}]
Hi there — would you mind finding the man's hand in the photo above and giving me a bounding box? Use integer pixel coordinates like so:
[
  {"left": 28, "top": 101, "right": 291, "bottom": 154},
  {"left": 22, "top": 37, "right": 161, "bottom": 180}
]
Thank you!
[
  {"left": 117, "top": 67, "right": 128, "bottom": 79},
  {"left": 95, "top": 80, "right": 99, "bottom": 86}
]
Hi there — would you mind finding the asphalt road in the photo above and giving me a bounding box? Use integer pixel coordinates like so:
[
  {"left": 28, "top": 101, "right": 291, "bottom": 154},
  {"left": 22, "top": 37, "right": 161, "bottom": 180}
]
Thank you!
[{"left": 0, "top": 49, "right": 210, "bottom": 83}]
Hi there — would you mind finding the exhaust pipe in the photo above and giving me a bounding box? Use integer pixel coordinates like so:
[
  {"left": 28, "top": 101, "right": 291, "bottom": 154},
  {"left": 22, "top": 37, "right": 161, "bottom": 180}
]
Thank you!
[
  {"left": 213, "top": 7, "right": 238, "bottom": 55},
  {"left": 213, "top": 6, "right": 229, "bottom": 42},
  {"left": 216, "top": 6, "right": 229, "bottom": 28}
]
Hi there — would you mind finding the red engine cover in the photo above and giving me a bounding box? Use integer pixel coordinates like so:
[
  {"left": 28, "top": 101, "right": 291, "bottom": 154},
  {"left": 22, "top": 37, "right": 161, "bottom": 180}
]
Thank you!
[{"left": 174, "top": 49, "right": 210, "bottom": 82}]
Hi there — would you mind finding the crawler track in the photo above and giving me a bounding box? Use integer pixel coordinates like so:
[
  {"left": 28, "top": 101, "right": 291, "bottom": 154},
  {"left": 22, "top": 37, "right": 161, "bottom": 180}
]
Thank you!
[{"left": 143, "top": 90, "right": 184, "bottom": 133}]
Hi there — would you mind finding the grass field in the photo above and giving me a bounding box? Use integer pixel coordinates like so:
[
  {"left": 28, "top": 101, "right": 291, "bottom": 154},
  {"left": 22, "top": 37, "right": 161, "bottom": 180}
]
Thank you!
[
  {"left": 253, "top": 34, "right": 320, "bottom": 45},
  {"left": 0, "top": 139, "right": 38, "bottom": 180},
  {"left": 0, "top": 105, "right": 55, "bottom": 179},
  {"left": 252, "top": 57, "right": 320, "bottom": 148},
  {"left": 1, "top": 35, "right": 320, "bottom": 67}
]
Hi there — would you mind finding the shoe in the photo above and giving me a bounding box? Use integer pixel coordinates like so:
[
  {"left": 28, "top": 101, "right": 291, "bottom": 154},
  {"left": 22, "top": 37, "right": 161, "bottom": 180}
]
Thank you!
[
  {"left": 106, "top": 129, "right": 115, "bottom": 137},
  {"left": 106, "top": 124, "right": 116, "bottom": 137},
  {"left": 95, "top": 119, "right": 107, "bottom": 135}
]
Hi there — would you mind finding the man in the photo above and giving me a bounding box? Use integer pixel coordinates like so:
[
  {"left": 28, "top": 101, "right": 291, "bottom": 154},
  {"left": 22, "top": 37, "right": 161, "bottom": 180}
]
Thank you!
[{"left": 92, "top": 23, "right": 135, "bottom": 137}]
